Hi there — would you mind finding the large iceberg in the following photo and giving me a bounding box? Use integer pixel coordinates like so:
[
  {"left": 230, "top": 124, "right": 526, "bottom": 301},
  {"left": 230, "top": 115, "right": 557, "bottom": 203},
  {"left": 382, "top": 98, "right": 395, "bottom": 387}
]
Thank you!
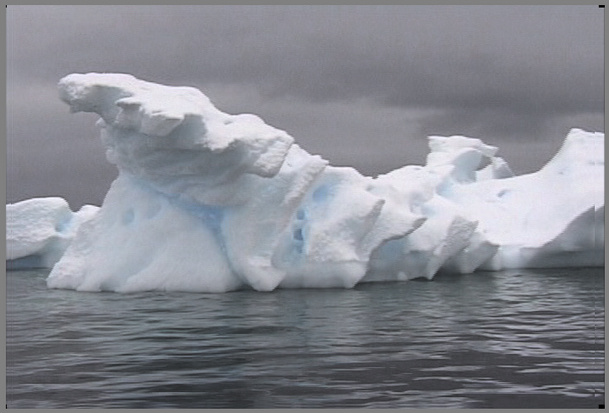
[{"left": 8, "top": 73, "right": 603, "bottom": 292}]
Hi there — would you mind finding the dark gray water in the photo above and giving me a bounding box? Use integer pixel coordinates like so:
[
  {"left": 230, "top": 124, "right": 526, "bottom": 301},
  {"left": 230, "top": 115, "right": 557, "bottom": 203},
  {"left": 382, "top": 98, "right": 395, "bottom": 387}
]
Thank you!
[{"left": 6, "top": 267, "right": 605, "bottom": 408}]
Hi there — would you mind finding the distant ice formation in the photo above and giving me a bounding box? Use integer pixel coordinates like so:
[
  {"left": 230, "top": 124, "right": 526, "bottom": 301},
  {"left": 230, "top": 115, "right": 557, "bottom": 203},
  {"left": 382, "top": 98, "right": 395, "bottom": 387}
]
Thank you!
[
  {"left": 6, "top": 197, "right": 98, "bottom": 270},
  {"left": 7, "top": 73, "right": 603, "bottom": 292}
]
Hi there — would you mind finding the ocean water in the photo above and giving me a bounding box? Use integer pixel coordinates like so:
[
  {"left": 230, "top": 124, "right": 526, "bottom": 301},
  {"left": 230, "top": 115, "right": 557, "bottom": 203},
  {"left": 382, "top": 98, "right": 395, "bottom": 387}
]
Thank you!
[{"left": 6, "top": 267, "right": 605, "bottom": 409}]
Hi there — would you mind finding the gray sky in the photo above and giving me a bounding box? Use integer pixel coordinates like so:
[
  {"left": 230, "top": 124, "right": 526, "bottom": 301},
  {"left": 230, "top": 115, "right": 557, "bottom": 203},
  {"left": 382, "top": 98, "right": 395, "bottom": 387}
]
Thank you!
[{"left": 7, "top": 5, "right": 604, "bottom": 209}]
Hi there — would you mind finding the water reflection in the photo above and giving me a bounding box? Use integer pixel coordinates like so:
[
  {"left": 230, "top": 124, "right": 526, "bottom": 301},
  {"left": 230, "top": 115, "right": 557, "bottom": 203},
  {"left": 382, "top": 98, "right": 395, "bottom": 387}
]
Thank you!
[{"left": 7, "top": 268, "right": 605, "bottom": 408}]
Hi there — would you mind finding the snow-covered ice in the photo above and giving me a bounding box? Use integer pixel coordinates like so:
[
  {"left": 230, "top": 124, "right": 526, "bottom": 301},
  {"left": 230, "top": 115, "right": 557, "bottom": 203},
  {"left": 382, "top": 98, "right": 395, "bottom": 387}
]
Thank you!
[{"left": 7, "top": 73, "right": 603, "bottom": 292}]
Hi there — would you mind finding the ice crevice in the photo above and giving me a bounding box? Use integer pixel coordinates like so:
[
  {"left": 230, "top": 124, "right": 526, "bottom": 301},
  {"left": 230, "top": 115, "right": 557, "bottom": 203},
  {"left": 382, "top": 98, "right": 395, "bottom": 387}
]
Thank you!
[{"left": 6, "top": 73, "right": 603, "bottom": 293}]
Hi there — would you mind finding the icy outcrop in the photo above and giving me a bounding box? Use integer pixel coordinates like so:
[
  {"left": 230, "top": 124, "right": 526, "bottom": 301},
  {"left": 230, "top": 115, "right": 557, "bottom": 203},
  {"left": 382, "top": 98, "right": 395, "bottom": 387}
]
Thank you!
[
  {"left": 466, "top": 129, "right": 605, "bottom": 270},
  {"left": 9, "top": 73, "right": 603, "bottom": 292},
  {"left": 364, "top": 130, "right": 604, "bottom": 281},
  {"left": 6, "top": 197, "right": 98, "bottom": 269},
  {"left": 47, "top": 73, "right": 423, "bottom": 292}
]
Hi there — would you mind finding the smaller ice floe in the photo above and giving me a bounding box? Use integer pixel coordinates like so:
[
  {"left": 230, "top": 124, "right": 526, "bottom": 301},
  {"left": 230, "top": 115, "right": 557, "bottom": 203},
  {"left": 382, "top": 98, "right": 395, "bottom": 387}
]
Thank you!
[{"left": 6, "top": 197, "right": 99, "bottom": 269}]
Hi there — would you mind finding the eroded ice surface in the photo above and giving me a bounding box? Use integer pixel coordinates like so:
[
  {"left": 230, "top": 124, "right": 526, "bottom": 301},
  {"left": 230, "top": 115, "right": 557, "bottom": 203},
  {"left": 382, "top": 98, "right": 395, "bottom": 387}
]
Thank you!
[{"left": 8, "top": 73, "right": 603, "bottom": 292}]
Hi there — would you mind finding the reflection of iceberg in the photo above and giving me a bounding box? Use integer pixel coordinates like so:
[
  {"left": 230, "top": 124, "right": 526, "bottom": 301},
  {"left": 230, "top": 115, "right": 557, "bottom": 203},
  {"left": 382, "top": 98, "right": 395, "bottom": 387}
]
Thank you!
[{"left": 7, "top": 73, "right": 603, "bottom": 292}]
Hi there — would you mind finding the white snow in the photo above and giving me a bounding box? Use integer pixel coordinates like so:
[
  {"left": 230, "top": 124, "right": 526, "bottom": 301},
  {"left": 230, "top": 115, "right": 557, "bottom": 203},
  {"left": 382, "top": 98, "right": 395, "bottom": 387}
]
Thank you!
[{"left": 8, "top": 73, "right": 603, "bottom": 292}]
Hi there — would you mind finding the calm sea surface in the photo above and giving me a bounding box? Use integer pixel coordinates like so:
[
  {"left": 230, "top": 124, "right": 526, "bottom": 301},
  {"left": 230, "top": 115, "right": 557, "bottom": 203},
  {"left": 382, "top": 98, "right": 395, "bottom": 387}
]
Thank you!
[{"left": 6, "top": 267, "right": 605, "bottom": 408}]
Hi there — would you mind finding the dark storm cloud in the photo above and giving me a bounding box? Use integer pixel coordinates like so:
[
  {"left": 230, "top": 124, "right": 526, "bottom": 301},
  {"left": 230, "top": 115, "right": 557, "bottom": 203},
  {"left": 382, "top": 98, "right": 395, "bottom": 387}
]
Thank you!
[
  {"left": 9, "top": 6, "right": 603, "bottom": 108},
  {"left": 6, "top": 5, "right": 604, "bottom": 207}
]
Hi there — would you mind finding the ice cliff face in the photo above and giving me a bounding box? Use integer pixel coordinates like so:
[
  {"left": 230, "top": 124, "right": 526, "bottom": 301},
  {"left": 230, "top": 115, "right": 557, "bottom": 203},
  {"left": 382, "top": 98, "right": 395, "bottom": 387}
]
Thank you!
[{"left": 8, "top": 73, "right": 603, "bottom": 292}]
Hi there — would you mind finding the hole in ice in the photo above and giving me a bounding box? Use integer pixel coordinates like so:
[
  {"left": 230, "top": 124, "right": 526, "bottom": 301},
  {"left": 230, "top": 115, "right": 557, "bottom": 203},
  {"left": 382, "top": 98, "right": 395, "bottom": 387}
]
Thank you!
[
  {"left": 497, "top": 189, "right": 509, "bottom": 198},
  {"left": 296, "top": 209, "right": 306, "bottom": 220},
  {"left": 294, "top": 228, "right": 304, "bottom": 241},
  {"left": 477, "top": 155, "right": 491, "bottom": 170},
  {"left": 55, "top": 219, "right": 69, "bottom": 233},
  {"left": 122, "top": 208, "right": 135, "bottom": 225},
  {"left": 312, "top": 185, "right": 329, "bottom": 202}
]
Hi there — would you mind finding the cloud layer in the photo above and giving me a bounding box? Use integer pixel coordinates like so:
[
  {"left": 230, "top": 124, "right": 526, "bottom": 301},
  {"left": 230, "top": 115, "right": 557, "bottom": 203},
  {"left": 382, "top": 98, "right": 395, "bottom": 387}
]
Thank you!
[{"left": 7, "top": 5, "right": 604, "bottom": 208}]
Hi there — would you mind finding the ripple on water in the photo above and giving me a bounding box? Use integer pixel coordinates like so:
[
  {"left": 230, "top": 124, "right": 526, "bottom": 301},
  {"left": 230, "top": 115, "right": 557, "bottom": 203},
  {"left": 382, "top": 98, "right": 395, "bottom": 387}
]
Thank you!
[{"left": 6, "top": 268, "right": 605, "bottom": 408}]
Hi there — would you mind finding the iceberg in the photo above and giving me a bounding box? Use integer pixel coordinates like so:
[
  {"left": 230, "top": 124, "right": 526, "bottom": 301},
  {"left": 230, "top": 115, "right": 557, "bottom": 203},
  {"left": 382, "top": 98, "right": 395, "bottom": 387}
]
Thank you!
[{"left": 7, "top": 73, "right": 603, "bottom": 292}]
